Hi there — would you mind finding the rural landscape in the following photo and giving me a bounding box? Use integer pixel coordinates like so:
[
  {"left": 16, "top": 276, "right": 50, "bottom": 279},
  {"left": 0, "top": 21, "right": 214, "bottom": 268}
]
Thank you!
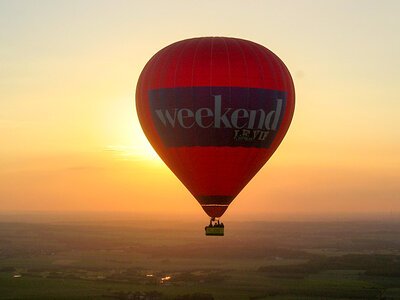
[
  {"left": 1, "top": 213, "right": 400, "bottom": 299},
  {"left": 1, "top": 1, "right": 399, "bottom": 299}
]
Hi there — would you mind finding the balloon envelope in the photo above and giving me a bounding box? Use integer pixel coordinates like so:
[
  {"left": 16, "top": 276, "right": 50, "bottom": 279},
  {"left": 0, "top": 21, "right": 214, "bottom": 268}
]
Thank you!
[{"left": 136, "top": 37, "right": 295, "bottom": 218}]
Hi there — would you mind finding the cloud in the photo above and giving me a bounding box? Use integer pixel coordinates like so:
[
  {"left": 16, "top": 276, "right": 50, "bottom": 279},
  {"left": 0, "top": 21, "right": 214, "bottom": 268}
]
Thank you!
[
  {"left": 66, "top": 166, "right": 104, "bottom": 171},
  {"left": 104, "top": 145, "right": 160, "bottom": 161}
]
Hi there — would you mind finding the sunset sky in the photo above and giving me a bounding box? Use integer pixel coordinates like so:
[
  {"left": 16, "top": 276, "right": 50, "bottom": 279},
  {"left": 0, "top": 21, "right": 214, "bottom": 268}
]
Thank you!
[{"left": 1, "top": 0, "right": 399, "bottom": 220}]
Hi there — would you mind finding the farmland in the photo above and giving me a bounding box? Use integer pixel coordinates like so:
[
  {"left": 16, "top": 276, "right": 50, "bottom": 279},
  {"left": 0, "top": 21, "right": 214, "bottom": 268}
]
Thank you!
[{"left": 1, "top": 215, "right": 400, "bottom": 299}]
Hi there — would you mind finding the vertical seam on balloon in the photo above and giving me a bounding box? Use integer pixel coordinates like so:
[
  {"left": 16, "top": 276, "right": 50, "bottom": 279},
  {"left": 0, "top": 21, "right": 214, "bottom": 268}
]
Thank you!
[
  {"left": 174, "top": 38, "right": 198, "bottom": 192},
  {"left": 264, "top": 46, "right": 289, "bottom": 155},
  {"left": 236, "top": 39, "right": 259, "bottom": 193},
  {"left": 174, "top": 39, "right": 194, "bottom": 148},
  {"left": 170, "top": 41, "right": 191, "bottom": 183},
  {"left": 209, "top": 37, "right": 214, "bottom": 171},
  {"left": 248, "top": 42, "right": 266, "bottom": 89},
  {"left": 222, "top": 37, "right": 232, "bottom": 148},
  {"left": 272, "top": 54, "right": 295, "bottom": 161},
  {"left": 270, "top": 48, "right": 287, "bottom": 92},
  {"left": 230, "top": 38, "right": 250, "bottom": 196},
  {"left": 244, "top": 41, "right": 269, "bottom": 187},
  {"left": 254, "top": 44, "right": 286, "bottom": 173},
  {"left": 248, "top": 41, "right": 267, "bottom": 165},
  {"left": 191, "top": 38, "right": 203, "bottom": 148},
  {"left": 252, "top": 44, "right": 280, "bottom": 174},
  {"left": 220, "top": 37, "right": 232, "bottom": 197},
  {"left": 210, "top": 37, "right": 214, "bottom": 87},
  {"left": 190, "top": 38, "right": 201, "bottom": 88},
  {"left": 158, "top": 42, "right": 185, "bottom": 180},
  {"left": 256, "top": 44, "right": 278, "bottom": 89},
  {"left": 278, "top": 56, "right": 295, "bottom": 119},
  {"left": 160, "top": 43, "right": 178, "bottom": 151},
  {"left": 222, "top": 38, "right": 232, "bottom": 86},
  {"left": 190, "top": 38, "right": 207, "bottom": 192},
  {"left": 209, "top": 37, "right": 216, "bottom": 194},
  {"left": 141, "top": 48, "right": 167, "bottom": 162}
]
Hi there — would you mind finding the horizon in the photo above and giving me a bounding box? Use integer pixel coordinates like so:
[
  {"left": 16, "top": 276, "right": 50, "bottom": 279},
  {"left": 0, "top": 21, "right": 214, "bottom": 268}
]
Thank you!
[{"left": 1, "top": 210, "right": 400, "bottom": 224}]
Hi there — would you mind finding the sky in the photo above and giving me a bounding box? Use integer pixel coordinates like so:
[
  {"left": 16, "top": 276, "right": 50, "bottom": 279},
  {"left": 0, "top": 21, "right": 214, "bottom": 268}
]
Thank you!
[{"left": 0, "top": 0, "right": 399, "bottom": 220}]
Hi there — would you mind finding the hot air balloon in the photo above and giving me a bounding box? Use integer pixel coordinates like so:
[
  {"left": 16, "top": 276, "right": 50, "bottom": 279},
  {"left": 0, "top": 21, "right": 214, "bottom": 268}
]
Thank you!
[{"left": 135, "top": 37, "right": 295, "bottom": 236}]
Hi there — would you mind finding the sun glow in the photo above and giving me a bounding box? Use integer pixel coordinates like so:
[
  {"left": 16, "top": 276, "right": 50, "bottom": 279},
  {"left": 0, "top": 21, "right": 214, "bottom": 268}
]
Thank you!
[{"left": 0, "top": 1, "right": 398, "bottom": 215}]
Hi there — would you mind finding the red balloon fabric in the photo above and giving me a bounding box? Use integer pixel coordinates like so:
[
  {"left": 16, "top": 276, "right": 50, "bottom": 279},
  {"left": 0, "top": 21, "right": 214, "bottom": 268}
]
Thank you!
[{"left": 136, "top": 37, "right": 295, "bottom": 218}]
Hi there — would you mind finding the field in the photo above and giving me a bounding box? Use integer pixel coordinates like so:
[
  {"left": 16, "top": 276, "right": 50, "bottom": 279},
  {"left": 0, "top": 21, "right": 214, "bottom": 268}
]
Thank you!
[{"left": 1, "top": 215, "right": 400, "bottom": 299}]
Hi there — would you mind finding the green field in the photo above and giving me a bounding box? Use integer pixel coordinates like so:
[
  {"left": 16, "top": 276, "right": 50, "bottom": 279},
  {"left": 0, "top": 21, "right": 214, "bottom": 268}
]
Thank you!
[{"left": 1, "top": 218, "right": 400, "bottom": 299}]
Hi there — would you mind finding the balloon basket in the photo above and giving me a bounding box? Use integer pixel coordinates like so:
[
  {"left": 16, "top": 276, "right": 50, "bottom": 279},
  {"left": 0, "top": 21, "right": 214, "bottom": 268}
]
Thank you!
[{"left": 205, "top": 226, "right": 224, "bottom": 236}]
